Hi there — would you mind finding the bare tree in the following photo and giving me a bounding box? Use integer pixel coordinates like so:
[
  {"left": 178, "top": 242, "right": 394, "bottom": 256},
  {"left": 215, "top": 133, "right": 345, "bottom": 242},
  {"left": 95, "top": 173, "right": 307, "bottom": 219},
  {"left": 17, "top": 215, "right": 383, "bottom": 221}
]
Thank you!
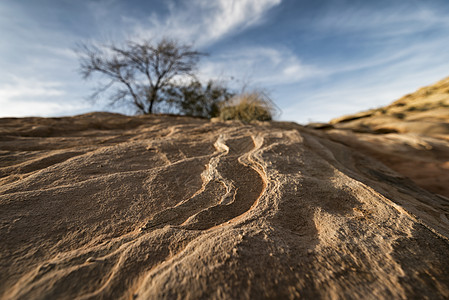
[{"left": 77, "top": 38, "right": 204, "bottom": 114}]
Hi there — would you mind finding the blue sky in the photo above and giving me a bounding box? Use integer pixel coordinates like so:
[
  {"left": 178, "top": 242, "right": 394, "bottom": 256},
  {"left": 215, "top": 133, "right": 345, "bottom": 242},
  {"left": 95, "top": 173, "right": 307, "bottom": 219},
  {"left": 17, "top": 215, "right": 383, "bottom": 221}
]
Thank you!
[{"left": 2, "top": 0, "right": 449, "bottom": 123}]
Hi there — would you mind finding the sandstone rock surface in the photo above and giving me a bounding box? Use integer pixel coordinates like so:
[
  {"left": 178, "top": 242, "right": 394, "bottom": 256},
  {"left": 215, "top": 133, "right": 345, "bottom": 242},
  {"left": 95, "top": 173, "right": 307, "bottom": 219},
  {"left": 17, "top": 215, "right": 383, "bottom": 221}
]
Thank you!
[
  {"left": 1, "top": 113, "right": 449, "bottom": 299},
  {"left": 328, "top": 77, "right": 449, "bottom": 199}
]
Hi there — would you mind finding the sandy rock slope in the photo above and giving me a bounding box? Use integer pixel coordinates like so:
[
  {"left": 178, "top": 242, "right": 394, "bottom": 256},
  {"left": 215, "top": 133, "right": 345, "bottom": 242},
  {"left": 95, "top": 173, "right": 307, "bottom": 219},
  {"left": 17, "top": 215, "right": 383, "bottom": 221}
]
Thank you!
[
  {"left": 324, "top": 76, "right": 449, "bottom": 199},
  {"left": 1, "top": 113, "right": 449, "bottom": 299}
]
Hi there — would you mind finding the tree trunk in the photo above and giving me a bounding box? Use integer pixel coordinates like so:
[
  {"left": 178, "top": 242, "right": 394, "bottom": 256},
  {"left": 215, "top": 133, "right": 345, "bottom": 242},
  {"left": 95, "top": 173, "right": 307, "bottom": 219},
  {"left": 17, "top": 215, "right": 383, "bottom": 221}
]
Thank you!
[
  {"left": 147, "top": 87, "right": 159, "bottom": 114},
  {"left": 148, "top": 100, "right": 154, "bottom": 114}
]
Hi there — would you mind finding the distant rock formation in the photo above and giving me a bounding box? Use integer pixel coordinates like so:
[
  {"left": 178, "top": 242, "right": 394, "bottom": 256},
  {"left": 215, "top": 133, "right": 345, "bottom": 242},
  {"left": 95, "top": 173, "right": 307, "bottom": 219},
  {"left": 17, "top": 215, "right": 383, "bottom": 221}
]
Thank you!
[
  {"left": 322, "top": 77, "right": 449, "bottom": 199},
  {"left": 330, "top": 76, "right": 449, "bottom": 135},
  {"left": 1, "top": 112, "right": 449, "bottom": 299}
]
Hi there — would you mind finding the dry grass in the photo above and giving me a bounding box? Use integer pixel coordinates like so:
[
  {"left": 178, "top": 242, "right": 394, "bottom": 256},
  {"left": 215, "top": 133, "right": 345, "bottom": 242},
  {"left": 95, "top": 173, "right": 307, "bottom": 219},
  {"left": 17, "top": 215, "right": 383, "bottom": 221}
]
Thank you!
[{"left": 219, "top": 91, "right": 275, "bottom": 122}]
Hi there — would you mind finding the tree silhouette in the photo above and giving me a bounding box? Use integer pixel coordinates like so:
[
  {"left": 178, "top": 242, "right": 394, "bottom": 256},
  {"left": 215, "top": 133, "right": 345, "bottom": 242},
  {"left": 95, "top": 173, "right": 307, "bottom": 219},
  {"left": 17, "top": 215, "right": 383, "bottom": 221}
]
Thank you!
[{"left": 78, "top": 38, "right": 203, "bottom": 114}]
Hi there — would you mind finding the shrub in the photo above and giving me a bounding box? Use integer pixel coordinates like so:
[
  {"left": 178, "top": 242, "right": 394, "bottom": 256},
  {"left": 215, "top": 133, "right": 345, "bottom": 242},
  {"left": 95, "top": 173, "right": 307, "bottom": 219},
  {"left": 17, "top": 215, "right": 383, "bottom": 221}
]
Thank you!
[
  {"left": 165, "top": 79, "right": 234, "bottom": 118},
  {"left": 219, "top": 91, "right": 275, "bottom": 122}
]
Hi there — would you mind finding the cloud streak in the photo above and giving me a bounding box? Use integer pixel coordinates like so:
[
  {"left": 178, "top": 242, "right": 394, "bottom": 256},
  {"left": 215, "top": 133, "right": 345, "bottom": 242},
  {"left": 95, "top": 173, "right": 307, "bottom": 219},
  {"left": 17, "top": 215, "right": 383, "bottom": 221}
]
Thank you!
[
  {"left": 281, "top": 42, "right": 449, "bottom": 124},
  {"left": 0, "top": 76, "right": 91, "bottom": 118},
  {"left": 199, "top": 46, "right": 322, "bottom": 87},
  {"left": 133, "top": 0, "right": 281, "bottom": 46},
  {"left": 309, "top": 3, "right": 449, "bottom": 42},
  {"left": 0, "top": 77, "right": 65, "bottom": 100}
]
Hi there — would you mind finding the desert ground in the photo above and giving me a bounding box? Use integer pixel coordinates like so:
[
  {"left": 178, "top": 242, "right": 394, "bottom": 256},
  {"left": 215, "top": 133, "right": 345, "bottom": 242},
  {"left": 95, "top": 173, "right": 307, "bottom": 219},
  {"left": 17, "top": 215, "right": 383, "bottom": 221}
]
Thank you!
[{"left": 1, "top": 78, "right": 449, "bottom": 299}]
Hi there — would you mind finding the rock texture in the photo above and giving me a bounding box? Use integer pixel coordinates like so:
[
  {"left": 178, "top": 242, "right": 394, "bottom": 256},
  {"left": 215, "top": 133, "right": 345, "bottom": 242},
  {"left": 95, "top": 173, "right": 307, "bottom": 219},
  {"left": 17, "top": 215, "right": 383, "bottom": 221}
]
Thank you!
[
  {"left": 1, "top": 112, "right": 449, "bottom": 299},
  {"left": 326, "top": 77, "right": 449, "bottom": 199}
]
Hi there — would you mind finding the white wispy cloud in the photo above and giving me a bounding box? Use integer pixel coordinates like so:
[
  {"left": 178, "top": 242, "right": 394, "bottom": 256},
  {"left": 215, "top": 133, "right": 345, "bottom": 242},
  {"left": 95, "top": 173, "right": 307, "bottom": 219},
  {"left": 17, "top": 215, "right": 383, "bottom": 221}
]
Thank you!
[
  {"left": 199, "top": 46, "right": 322, "bottom": 87},
  {"left": 0, "top": 2, "right": 90, "bottom": 118},
  {"left": 0, "top": 100, "right": 88, "bottom": 118},
  {"left": 0, "top": 77, "right": 65, "bottom": 99},
  {"left": 314, "top": 4, "right": 449, "bottom": 39},
  {"left": 132, "top": 0, "right": 281, "bottom": 46},
  {"left": 195, "top": 0, "right": 281, "bottom": 43},
  {"left": 281, "top": 47, "right": 449, "bottom": 124},
  {"left": 0, "top": 77, "right": 90, "bottom": 117}
]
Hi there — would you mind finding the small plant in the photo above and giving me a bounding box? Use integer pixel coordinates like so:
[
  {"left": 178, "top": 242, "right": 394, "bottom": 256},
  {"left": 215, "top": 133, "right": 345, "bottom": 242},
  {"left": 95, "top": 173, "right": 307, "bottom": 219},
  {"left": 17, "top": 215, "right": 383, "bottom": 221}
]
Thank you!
[
  {"left": 219, "top": 91, "right": 276, "bottom": 122},
  {"left": 164, "top": 79, "right": 234, "bottom": 118}
]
